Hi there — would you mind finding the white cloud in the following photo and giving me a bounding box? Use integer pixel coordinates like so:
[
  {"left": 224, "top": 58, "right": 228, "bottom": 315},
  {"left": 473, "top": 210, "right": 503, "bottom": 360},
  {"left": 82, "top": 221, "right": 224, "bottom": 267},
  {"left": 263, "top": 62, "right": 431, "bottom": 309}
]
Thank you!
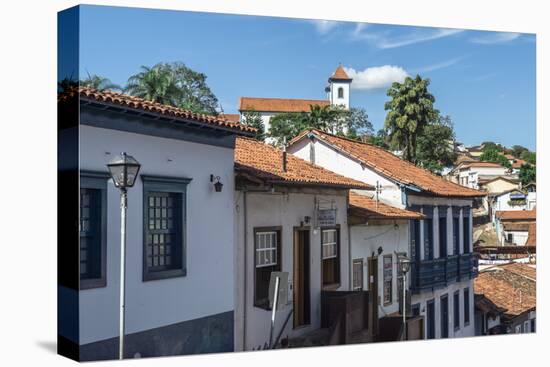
[
  {"left": 351, "top": 26, "right": 463, "bottom": 49},
  {"left": 345, "top": 65, "right": 409, "bottom": 90},
  {"left": 310, "top": 20, "right": 339, "bottom": 35},
  {"left": 470, "top": 32, "right": 521, "bottom": 44}
]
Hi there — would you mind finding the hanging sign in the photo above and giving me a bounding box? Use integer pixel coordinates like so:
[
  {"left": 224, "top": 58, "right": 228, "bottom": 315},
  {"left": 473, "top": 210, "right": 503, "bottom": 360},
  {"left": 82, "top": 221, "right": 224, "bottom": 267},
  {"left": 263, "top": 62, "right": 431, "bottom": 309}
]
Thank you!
[{"left": 317, "top": 208, "right": 337, "bottom": 227}]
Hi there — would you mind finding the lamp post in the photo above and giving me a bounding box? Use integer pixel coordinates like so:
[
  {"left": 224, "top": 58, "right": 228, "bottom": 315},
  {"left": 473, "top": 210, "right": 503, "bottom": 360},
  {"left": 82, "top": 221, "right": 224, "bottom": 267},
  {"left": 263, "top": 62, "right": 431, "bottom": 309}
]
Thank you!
[
  {"left": 397, "top": 253, "right": 411, "bottom": 341},
  {"left": 107, "top": 152, "right": 141, "bottom": 360}
]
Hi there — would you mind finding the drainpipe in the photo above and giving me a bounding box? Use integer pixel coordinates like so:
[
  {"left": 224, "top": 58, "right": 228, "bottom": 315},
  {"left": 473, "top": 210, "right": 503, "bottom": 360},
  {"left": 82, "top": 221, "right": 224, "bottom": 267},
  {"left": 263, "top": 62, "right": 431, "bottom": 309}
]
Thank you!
[
  {"left": 347, "top": 193, "right": 352, "bottom": 290},
  {"left": 242, "top": 190, "right": 248, "bottom": 349}
]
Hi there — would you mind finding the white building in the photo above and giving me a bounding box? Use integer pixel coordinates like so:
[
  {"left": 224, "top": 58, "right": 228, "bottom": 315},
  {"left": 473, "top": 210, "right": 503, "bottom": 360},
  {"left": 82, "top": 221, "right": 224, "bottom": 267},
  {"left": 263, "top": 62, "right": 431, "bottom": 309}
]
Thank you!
[
  {"left": 238, "top": 65, "right": 352, "bottom": 137},
  {"left": 59, "top": 88, "right": 257, "bottom": 361},
  {"left": 494, "top": 209, "right": 536, "bottom": 246},
  {"left": 288, "top": 129, "right": 486, "bottom": 339},
  {"left": 450, "top": 161, "right": 510, "bottom": 189},
  {"left": 232, "top": 137, "right": 372, "bottom": 350}
]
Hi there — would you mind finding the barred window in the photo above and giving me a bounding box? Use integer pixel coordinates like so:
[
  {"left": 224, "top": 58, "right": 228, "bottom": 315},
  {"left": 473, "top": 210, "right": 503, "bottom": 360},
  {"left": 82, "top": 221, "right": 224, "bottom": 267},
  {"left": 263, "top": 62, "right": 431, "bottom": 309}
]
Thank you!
[
  {"left": 322, "top": 228, "right": 340, "bottom": 287},
  {"left": 142, "top": 175, "right": 191, "bottom": 281},
  {"left": 383, "top": 255, "right": 393, "bottom": 304},
  {"left": 352, "top": 259, "right": 363, "bottom": 291},
  {"left": 80, "top": 172, "right": 108, "bottom": 290},
  {"left": 254, "top": 228, "right": 281, "bottom": 309}
]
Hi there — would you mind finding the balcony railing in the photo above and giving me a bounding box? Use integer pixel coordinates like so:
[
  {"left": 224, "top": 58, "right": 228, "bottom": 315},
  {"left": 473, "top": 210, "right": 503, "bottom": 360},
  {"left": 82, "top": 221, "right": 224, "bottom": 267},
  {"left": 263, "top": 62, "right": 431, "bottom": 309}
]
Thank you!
[{"left": 410, "top": 253, "right": 477, "bottom": 293}]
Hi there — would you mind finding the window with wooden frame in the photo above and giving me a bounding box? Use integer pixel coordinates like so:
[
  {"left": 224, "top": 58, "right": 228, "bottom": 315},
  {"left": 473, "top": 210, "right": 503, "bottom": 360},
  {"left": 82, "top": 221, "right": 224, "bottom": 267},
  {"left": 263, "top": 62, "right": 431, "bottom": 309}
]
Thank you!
[
  {"left": 254, "top": 228, "right": 281, "bottom": 309},
  {"left": 142, "top": 175, "right": 191, "bottom": 281},
  {"left": 352, "top": 258, "right": 363, "bottom": 290},
  {"left": 439, "top": 208, "right": 447, "bottom": 258},
  {"left": 463, "top": 207, "right": 471, "bottom": 253},
  {"left": 321, "top": 228, "right": 340, "bottom": 287},
  {"left": 80, "top": 172, "right": 109, "bottom": 290},
  {"left": 454, "top": 290, "right": 460, "bottom": 330},
  {"left": 383, "top": 254, "right": 393, "bottom": 305}
]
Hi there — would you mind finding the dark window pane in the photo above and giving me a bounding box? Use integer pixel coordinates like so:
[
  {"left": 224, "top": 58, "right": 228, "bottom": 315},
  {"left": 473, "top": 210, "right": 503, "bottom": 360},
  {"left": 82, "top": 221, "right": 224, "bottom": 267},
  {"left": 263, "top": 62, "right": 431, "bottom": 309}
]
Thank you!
[{"left": 80, "top": 188, "right": 102, "bottom": 281}]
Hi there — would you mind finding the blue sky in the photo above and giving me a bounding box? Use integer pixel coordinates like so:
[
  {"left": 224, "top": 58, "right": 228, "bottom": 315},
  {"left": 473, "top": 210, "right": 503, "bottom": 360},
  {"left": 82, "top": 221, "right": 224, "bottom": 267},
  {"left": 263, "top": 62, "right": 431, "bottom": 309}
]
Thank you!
[{"left": 77, "top": 5, "right": 536, "bottom": 150}]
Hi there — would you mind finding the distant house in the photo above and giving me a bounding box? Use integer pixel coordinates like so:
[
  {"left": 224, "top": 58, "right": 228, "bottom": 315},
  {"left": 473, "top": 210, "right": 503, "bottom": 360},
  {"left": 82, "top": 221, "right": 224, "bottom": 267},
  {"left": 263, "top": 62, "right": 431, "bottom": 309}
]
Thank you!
[
  {"left": 238, "top": 66, "right": 352, "bottom": 137},
  {"left": 474, "top": 263, "right": 536, "bottom": 335},
  {"left": 502, "top": 154, "right": 528, "bottom": 173},
  {"left": 449, "top": 161, "right": 510, "bottom": 189},
  {"left": 233, "top": 136, "right": 373, "bottom": 350},
  {"left": 495, "top": 209, "right": 536, "bottom": 246},
  {"left": 288, "top": 129, "right": 485, "bottom": 340}
]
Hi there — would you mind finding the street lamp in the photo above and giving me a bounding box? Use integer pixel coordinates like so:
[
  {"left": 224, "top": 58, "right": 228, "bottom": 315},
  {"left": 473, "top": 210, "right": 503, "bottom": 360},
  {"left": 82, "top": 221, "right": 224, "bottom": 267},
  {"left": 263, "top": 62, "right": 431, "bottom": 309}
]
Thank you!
[
  {"left": 107, "top": 152, "right": 141, "bottom": 360},
  {"left": 397, "top": 253, "right": 411, "bottom": 341}
]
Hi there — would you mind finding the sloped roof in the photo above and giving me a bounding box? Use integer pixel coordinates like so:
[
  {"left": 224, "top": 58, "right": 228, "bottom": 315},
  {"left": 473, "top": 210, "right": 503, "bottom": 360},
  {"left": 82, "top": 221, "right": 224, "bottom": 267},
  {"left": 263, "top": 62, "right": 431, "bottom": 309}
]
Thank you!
[
  {"left": 329, "top": 65, "right": 352, "bottom": 81},
  {"left": 348, "top": 192, "right": 424, "bottom": 220},
  {"left": 525, "top": 223, "right": 536, "bottom": 246},
  {"left": 503, "top": 222, "right": 531, "bottom": 232},
  {"left": 290, "top": 129, "right": 486, "bottom": 198},
  {"left": 496, "top": 209, "right": 536, "bottom": 221},
  {"left": 475, "top": 264, "right": 536, "bottom": 318},
  {"left": 74, "top": 87, "right": 256, "bottom": 134},
  {"left": 459, "top": 161, "right": 505, "bottom": 169},
  {"left": 234, "top": 137, "right": 373, "bottom": 190},
  {"left": 238, "top": 97, "right": 330, "bottom": 113},
  {"left": 220, "top": 113, "right": 241, "bottom": 123}
]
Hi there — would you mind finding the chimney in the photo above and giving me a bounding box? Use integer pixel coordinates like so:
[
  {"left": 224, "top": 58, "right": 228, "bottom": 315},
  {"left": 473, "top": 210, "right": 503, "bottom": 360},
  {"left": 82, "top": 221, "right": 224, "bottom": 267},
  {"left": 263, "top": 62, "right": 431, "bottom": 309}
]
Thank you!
[{"left": 282, "top": 137, "right": 287, "bottom": 172}]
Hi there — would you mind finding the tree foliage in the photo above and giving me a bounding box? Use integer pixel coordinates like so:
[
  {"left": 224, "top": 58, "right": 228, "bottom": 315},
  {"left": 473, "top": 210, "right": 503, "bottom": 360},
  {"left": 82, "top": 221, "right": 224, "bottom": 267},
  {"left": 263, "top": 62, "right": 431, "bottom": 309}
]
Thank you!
[
  {"left": 368, "top": 129, "right": 390, "bottom": 149},
  {"left": 268, "top": 112, "right": 309, "bottom": 146},
  {"left": 519, "top": 163, "right": 536, "bottom": 186},
  {"left": 479, "top": 147, "right": 511, "bottom": 168},
  {"left": 520, "top": 150, "right": 536, "bottom": 165},
  {"left": 511, "top": 145, "right": 529, "bottom": 158},
  {"left": 416, "top": 115, "right": 457, "bottom": 174},
  {"left": 241, "top": 111, "right": 265, "bottom": 141},
  {"left": 80, "top": 72, "right": 121, "bottom": 91},
  {"left": 125, "top": 62, "right": 219, "bottom": 114},
  {"left": 384, "top": 75, "right": 439, "bottom": 163}
]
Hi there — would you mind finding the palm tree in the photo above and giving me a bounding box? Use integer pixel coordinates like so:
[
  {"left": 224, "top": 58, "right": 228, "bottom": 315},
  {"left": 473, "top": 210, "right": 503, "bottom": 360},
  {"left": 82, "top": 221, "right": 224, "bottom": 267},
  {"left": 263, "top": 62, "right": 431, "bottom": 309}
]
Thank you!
[
  {"left": 124, "top": 64, "right": 181, "bottom": 106},
  {"left": 384, "top": 75, "right": 439, "bottom": 163},
  {"left": 80, "top": 72, "right": 121, "bottom": 91}
]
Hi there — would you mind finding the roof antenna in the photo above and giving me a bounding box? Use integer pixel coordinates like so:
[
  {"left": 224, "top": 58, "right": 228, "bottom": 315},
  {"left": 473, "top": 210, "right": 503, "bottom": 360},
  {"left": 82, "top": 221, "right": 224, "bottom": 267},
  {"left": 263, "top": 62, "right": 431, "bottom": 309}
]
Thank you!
[{"left": 282, "top": 137, "right": 287, "bottom": 172}]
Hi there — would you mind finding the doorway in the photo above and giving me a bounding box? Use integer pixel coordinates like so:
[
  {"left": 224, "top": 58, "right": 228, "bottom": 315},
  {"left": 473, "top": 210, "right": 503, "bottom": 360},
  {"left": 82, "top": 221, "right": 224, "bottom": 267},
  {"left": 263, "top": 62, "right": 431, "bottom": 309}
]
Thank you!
[
  {"left": 293, "top": 228, "right": 310, "bottom": 328},
  {"left": 368, "top": 256, "right": 379, "bottom": 335}
]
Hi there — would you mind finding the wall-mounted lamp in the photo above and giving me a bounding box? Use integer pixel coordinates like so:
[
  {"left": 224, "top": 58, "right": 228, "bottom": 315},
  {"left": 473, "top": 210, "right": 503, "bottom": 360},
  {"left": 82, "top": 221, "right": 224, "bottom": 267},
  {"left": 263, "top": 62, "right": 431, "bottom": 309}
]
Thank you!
[
  {"left": 210, "top": 174, "right": 223, "bottom": 192},
  {"left": 377, "top": 246, "right": 383, "bottom": 256}
]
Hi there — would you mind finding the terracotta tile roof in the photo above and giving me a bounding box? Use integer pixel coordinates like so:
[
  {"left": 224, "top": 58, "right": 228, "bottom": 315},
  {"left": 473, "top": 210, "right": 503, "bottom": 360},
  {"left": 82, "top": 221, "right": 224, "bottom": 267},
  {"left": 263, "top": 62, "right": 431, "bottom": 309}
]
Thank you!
[
  {"left": 479, "top": 176, "right": 519, "bottom": 185},
  {"left": 496, "top": 209, "right": 536, "bottom": 221},
  {"left": 526, "top": 223, "right": 536, "bottom": 246},
  {"left": 329, "top": 65, "right": 352, "bottom": 81},
  {"left": 349, "top": 192, "right": 424, "bottom": 220},
  {"left": 503, "top": 222, "right": 531, "bottom": 231},
  {"left": 475, "top": 264, "right": 536, "bottom": 318},
  {"left": 460, "top": 161, "right": 505, "bottom": 169},
  {"left": 512, "top": 158, "right": 528, "bottom": 169},
  {"left": 235, "top": 137, "right": 374, "bottom": 190},
  {"left": 75, "top": 87, "right": 256, "bottom": 134},
  {"left": 239, "top": 97, "right": 330, "bottom": 113},
  {"left": 220, "top": 113, "right": 241, "bottom": 123},
  {"left": 290, "top": 129, "right": 486, "bottom": 198}
]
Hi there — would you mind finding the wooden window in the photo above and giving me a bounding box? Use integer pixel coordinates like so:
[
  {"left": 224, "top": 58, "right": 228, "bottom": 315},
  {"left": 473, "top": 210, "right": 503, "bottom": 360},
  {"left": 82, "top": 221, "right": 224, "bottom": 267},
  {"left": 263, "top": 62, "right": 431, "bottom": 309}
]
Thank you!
[
  {"left": 463, "top": 207, "right": 471, "bottom": 253},
  {"left": 383, "top": 255, "right": 393, "bottom": 304},
  {"left": 80, "top": 172, "right": 108, "bottom": 290},
  {"left": 338, "top": 87, "right": 344, "bottom": 99},
  {"left": 440, "top": 294, "right": 449, "bottom": 338},
  {"left": 322, "top": 228, "right": 340, "bottom": 287},
  {"left": 254, "top": 228, "right": 281, "bottom": 309},
  {"left": 142, "top": 175, "right": 191, "bottom": 281},
  {"left": 464, "top": 288, "right": 470, "bottom": 325},
  {"left": 352, "top": 259, "right": 363, "bottom": 290},
  {"left": 531, "top": 319, "right": 536, "bottom": 332},
  {"left": 439, "top": 213, "right": 447, "bottom": 258},
  {"left": 452, "top": 217, "right": 459, "bottom": 255},
  {"left": 507, "top": 233, "right": 513, "bottom": 244},
  {"left": 427, "top": 299, "right": 435, "bottom": 339},
  {"left": 424, "top": 218, "right": 434, "bottom": 260},
  {"left": 454, "top": 291, "right": 460, "bottom": 330}
]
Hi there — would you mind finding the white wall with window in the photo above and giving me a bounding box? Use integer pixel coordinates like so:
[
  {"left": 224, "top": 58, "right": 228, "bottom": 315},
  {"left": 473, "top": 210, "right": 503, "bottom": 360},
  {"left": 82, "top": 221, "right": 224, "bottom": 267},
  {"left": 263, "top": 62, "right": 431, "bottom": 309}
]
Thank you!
[
  {"left": 234, "top": 190, "right": 350, "bottom": 351},
  {"left": 78, "top": 125, "right": 236, "bottom": 346}
]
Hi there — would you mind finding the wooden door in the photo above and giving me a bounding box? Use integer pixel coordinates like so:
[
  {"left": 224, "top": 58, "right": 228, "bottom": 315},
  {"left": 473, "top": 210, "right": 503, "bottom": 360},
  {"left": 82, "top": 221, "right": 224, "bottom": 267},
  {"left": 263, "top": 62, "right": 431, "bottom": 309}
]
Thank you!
[
  {"left": 293, "top": 229, "right": 310, "bottom": 328},
  {"left": 368, "top": 257, "right": 379, "bottom": 335}
]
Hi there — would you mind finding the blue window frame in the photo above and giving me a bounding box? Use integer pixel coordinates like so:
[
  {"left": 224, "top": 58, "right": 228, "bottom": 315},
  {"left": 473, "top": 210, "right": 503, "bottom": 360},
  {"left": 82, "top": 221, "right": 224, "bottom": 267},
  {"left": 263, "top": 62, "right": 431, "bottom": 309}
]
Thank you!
[
  {"left": 80, "top": 171, "right": 109, "bottom": 290},
  {"left": 452, "top": 217, "right": 460, "bottom": 255},
  {"left": 439, "top": 207, "right": 447, "bottom": 258},
  {"left": 463, "top": 207, "right": 471, "bottom": 253},
  {"left": 427, "top": 299, "right": 435, "bottom": 339},
  {"left": 441, "top": 294, "right": 449, "bottom": 338},
  {"left": 142, "top": 175, "right": 191, "bottom": 281},
  {"left": 453, "top": 290, "right": 460, "bottom": 330},
  {"left": 464, "top": 288, "right": 470, "bottom": 325}
]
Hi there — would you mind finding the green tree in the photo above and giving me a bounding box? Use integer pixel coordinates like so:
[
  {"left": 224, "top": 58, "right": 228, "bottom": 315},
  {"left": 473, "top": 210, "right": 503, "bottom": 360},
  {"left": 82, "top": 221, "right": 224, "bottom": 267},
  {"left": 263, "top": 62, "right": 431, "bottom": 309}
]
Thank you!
[
  {"left": 268, "top": 112, "right": 309, "bottom": 146},
  {"left": 125, "top": 62, "right": 219, "bottom": 114},
  {"left": 519, "top": 163, "right": 536, "bottom": 186},
  {"left": 384, "top": 75, "right": 439, "bottom": 163},
  {"left": 520, "top": 150, "right": 536, "bottom": 165},
  {"left": 479, "top": 147, "right": 511, "bottom": 168},
  {"left": 80, "top": 72, "right": 121, "bottom": 91},
  {"left": 416, "top": 115, "right": 458, "bottom": 174},
  {"left": 241, "top": 111, "right": 265, "bottom": 141},
  {"left": 333, "top": 106, "right": 374, "bottom": 138},
  {"left": 511, "top": 145, "right": 529, "bottom": 158},
  {"left": 368, "top": 129, "right": 390, "bottom": 149}
]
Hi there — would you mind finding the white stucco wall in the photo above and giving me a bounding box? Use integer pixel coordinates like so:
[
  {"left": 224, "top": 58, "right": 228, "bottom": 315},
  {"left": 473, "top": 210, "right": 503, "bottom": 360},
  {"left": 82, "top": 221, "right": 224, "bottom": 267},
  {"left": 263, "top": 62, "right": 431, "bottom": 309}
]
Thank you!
[
  {"left": 79, "top": 125, "right": 236, "bottom": 345},
  {"left": 289, "top": 139, "right": 403, "bottom": 207},
  {"left": 329, "top": 81, "right": 351, "bottom": 109},
  {"left": 350, "top": 222, "right": 409, "bottom": 316},
  {"left": 234, "top": 190, "right": 350, "bottom": 351}
]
